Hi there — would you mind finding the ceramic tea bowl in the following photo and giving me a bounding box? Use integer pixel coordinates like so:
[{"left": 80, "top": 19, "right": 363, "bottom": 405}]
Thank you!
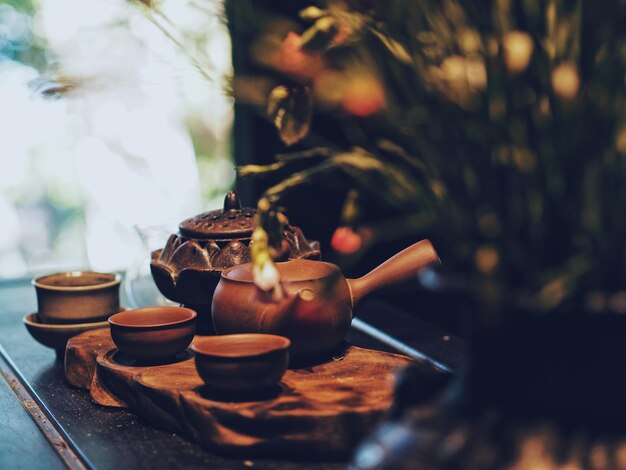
[
  {"left": 192, "top": 334, "right": 290, "bottom": 392},
  {"left": 108, "top": 306, "right": 197, "bottom": 359},
  {"left": 23, "top": 313, "right": 110, "bottom": 360},
  {"left": 33, "top": 271, "right": 121, "bottom": 324}
]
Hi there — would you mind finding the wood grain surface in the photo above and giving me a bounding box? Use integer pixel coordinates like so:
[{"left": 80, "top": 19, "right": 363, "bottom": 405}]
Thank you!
[{"left": 65, "top": 328, "right": 411, "bottom": 458}]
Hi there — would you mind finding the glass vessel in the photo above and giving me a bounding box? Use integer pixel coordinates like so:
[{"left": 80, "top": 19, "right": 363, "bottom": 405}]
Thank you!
[{"left": 124, "top": 223, "right": 179, "bottom": 309}]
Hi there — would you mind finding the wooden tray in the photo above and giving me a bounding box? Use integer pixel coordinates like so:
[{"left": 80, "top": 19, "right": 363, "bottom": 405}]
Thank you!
[{"left": 65, "top": 328, "right": 412, "bottom": 458}]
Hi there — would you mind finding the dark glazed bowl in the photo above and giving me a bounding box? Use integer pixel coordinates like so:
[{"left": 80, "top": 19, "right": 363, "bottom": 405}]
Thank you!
[
  {"left": 192, "top": 334, "right": 290, "bottom": 392},
  {"left": 108, "top": 307, "right": 197, "bottom": 359},
  {"left": 33, "top": 271, "right": 121, "bottom": 324},
  {"left": 23, "top": 313, "right": 110, "bottom": 360}
]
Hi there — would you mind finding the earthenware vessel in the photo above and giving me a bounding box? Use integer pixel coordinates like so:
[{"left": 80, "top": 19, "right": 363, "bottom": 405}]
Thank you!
[
  {"left": 33, "top": 271, "right": 121, "bottom": 324},
  {"left": 23, "top": 312, "right": 110, "bottom": 360},
  {"left": 108, "top": 306, "right": 197, "bottom": 359},
  {"left": 192, "top": 334, "right": 290, "bottom": 392},
  {"left": 150, "top": 191, "right": 320, "bottom": 331},
  {"left": 212, "top": 239, "right": 439, "bottom": 357}
]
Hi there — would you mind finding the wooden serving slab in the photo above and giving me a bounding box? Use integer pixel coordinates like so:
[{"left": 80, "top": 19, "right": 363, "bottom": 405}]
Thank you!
[{"left": 65, "top": 328, "right": 412, "bottom": 458}]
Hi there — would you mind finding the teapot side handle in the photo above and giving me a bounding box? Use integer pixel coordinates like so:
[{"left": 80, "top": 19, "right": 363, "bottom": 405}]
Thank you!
[{"left": 346, "top": 239, "right": 440, "bottom": 307}]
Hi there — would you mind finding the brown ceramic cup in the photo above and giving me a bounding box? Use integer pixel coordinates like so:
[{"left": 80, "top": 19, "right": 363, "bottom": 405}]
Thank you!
[
  {"left": 108, "top": 306, "right": 197, "bottom": 359},
  {"left": 192, "top": 334, "right": 290, "bottom": 392},
  {"left": 33, "top": 271, "right": 122, "bottom": 324},
  {"left": 23, "top": 312, "right": 110, "bottom": 360}
]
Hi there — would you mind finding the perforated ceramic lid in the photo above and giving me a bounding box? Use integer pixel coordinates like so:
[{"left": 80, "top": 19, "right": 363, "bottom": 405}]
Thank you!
[{"left": 178, "top": 191, "right": 256, "bottom": 239}]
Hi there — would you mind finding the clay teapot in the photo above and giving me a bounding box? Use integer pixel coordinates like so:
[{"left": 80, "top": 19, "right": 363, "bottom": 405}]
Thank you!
[
  {"left": 212, "top": 240, "right": 440, "bottom": 357},
  {"left": 150, "top": 191, "right": 320, "bottom": 328}
]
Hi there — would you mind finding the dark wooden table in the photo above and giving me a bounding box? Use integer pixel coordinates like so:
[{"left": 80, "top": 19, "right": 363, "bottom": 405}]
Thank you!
[{"left": 0, "top": 277, "right": 462, "bottom": 469}]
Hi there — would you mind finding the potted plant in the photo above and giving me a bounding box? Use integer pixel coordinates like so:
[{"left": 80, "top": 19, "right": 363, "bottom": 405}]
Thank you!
[{"left": 226, "top": 0, "right": 626, "bottom": 466}]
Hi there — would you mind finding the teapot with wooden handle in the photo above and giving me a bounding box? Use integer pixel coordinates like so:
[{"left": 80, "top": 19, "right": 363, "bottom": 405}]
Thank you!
[{"left": 211, "top": 240, "right": 440, "bottom": 358}]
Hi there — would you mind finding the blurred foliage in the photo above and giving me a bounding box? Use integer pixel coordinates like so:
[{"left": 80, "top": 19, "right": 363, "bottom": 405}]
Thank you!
[
  {"left": 2, "top": 0, "right": 34, "bottom": 15},
  {"left": 0, "top": 0, "right": 48, "bottom": 69},
  {"left": 235, "top": 0, "right": 626, "bottom": 312}
]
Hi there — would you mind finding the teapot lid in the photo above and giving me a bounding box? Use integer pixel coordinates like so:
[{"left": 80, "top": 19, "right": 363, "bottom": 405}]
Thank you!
[{"left": 178, "top": 191, "right": 256, "bottom": 239}]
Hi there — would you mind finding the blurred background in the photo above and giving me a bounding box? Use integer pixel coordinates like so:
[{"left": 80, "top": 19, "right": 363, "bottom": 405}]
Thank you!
[{"left": 0, "top": 0, "right": 234, "bottom": 278}]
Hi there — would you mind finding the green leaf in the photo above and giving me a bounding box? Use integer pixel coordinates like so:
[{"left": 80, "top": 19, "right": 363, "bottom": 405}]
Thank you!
[
  {"left": 266, "top": 85, "right": 313, "bottom": 146},
  {"left": 264, "top": 161, "right": 337, "bottom": 198},
  {"left": 331, "top": 149, "right": 421, "bottom": 209},
  {"left": 238, "top": 161, "right": 288, "bottom": 177},
  {"left": 369, "top": 28, "right": 412, "bottom": 64},
  {"left": 300, "top": 17, "right": 338, "bottom": 53},
  {"left": 30, "top": 74, "right": 76, "bottom": 99},
  {"left": 299, "top": 6, "right": 326, "bottom": 21}
]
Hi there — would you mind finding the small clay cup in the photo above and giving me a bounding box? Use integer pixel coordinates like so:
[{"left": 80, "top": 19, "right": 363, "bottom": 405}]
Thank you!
[
  {"left": 23, "top": 313, "right": 110, "bottom": 360},
  {"left": 108, "top": 307, "right": 197, "bottom": 359},
  {"left": 33, "top": 271, "right": 121, "bottom": 324},
  {"left": 192, "top": 334, "right": 290, "bottom": 392}
]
